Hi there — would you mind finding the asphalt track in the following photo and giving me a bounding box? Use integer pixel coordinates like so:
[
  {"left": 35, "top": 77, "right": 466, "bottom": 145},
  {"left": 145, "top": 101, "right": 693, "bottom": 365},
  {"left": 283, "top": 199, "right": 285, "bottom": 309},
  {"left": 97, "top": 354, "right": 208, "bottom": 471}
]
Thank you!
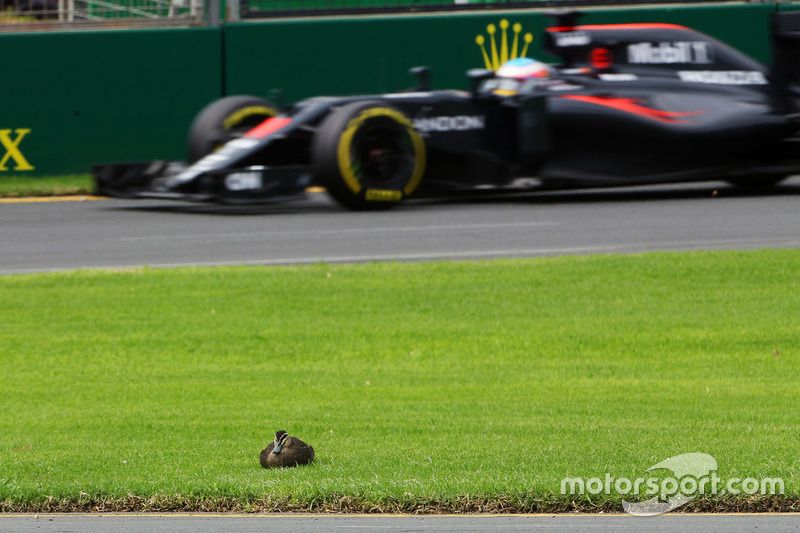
[
  {"left": 1, "top": 178, "right": 800, "bottom": 274},
  {"left": 2, "top": 513, "right": 800, "bottom": 532}
]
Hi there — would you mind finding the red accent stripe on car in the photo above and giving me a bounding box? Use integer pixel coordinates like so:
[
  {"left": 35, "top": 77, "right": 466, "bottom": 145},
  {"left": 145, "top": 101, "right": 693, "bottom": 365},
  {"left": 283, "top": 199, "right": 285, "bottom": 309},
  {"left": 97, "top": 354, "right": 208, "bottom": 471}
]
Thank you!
[
  {"left": 547, "top": 23, "right": 690, "bottom": 32},
  {"left": 245, "top": 117, "right": 293, "bottom": 139},
  {"left": 559, "top": 95, "right": 705, "bottom": 124}
]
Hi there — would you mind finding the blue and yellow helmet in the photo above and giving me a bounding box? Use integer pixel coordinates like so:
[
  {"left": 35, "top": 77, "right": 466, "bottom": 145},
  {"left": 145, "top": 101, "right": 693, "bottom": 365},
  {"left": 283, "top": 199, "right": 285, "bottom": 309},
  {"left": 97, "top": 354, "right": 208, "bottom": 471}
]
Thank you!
[{"left": 495, "top": 57, "right": 552, "bottom": 80}]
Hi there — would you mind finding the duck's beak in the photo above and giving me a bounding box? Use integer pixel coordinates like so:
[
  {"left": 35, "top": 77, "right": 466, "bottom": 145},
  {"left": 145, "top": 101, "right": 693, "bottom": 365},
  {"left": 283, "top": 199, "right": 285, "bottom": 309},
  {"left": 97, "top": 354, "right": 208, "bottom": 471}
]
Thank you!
[{"left": 271, "top": 440, "right": 284, "bottom": 454}]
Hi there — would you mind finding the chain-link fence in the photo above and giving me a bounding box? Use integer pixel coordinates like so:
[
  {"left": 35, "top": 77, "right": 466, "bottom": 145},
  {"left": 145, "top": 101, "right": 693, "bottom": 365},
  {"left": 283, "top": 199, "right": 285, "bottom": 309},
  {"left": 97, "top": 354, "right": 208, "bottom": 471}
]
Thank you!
[
  {"left": 0, "top": 0, "right": 747, "bottom": 30},
  {"left": 0, "top": 0, "right": 202, "bottom": 28},
  {"left": 241, "top": 0, "right": 736, "bottom": 19}
]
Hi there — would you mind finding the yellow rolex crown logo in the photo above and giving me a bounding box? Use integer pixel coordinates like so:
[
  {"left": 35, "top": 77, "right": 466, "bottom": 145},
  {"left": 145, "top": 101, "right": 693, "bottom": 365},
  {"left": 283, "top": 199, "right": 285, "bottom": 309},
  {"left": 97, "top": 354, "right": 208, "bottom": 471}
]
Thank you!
[{"left": 475, "top": 19, "right": 533, "bottom": 70}]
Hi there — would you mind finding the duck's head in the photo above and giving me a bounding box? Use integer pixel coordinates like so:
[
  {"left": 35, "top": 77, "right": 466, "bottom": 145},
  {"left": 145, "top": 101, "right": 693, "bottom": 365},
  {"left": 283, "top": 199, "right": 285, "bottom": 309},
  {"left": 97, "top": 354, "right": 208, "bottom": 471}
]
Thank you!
[{"left": 272, "top": 430, "right": 289, "bottom": 454}]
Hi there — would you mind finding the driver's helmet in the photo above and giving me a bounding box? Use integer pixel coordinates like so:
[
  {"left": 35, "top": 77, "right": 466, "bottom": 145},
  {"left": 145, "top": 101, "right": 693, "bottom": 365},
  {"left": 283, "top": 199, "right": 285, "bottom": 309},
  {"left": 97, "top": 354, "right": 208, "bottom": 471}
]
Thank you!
[{"left": 495, "top": 57, "right": 552, "bottom": 80}]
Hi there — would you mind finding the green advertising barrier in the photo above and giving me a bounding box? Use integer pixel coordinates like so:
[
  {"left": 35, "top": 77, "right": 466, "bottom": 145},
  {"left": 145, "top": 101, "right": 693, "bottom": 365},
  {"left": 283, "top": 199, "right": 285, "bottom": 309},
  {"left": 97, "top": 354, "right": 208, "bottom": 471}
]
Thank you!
[
  {"left": 0, "top": 3, "right": 778, "bottom": 176},
  {"left": 0, "top": 28, "right": 222, "bottom": 176},
  {"left": 223, "top": 3, "right": 775, "bottom": 103}
]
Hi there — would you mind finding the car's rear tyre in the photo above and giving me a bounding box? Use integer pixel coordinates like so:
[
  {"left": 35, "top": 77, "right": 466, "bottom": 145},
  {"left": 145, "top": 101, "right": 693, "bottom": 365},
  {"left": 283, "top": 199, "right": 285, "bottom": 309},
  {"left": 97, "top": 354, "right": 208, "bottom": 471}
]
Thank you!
[
  {"left": 726, "top": 175, "right": 786, "bottom": 189},
  {"left": 311, "top": 101, "right": 426, "bottom": 210},
  {"left": 186, "top": 95, "right": 279, "bottom": 163}
]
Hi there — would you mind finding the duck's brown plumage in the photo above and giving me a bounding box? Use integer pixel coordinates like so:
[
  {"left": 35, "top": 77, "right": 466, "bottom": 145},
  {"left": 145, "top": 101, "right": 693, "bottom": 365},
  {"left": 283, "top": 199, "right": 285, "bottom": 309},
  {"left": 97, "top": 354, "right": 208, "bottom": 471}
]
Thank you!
[{"left": 260, "top": 430, "right": 315, "bottom": 468}]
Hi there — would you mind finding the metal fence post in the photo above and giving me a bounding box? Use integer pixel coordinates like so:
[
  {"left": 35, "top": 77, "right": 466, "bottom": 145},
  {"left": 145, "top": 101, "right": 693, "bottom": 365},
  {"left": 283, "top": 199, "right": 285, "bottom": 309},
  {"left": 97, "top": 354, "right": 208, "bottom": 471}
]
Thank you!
[
  {"left": 206, "top": 0, "right": 221, "bottom": 26},
  {"left": 228, "top": 0, "right": 240, "bottom": 21}
]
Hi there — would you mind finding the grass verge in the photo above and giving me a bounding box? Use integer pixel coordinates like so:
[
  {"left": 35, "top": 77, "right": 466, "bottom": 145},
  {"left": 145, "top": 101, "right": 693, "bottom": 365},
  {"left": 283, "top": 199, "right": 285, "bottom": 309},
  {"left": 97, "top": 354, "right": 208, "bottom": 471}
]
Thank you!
[
  {"left": 1, "top": 251, "right": 799, "bottom": 512},
  {"left": 0, "top": 175, "right": 93, "bottom": 198}
]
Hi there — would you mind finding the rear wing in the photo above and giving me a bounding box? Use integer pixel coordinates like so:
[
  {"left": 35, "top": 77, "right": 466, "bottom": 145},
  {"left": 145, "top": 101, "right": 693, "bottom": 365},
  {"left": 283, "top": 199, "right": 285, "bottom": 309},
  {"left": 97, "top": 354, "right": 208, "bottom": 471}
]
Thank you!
[{"left": 544, "top": 10, "right": 766, "bottom": 75}]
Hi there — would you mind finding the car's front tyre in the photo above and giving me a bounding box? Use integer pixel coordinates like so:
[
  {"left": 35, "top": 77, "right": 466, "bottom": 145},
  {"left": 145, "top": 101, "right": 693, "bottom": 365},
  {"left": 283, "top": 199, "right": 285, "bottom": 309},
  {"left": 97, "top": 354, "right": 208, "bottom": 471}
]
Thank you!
[{"left": 311, "top": 101, "right": 426, "bottom": 210}]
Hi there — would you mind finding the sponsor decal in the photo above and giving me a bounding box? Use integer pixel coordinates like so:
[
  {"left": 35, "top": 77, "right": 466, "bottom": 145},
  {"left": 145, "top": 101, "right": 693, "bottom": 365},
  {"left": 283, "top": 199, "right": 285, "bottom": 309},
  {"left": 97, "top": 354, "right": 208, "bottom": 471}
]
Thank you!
[
  {"left": 413, "top": 115, "right": 485, "bottom": 133},
  {"left": 0, "top": 128, "right": 34, "bottom": 171},
  {"left": 475, "top": 19, "right": 534, "bottom": 70},
  {"left": 628, "top": 41, "right": 713, "bottom": 65},
  {"left": 599, "top": 73, "right": 639, "bottom": 81},
  {"left": 365, "top": 189, "right": 403, "bottom": 202},
  {"left": 383, "top": 92, "right": 433, "bottom": 99},
  {"left": 678, "top": 70, "right": 768, "bottom": 85},
  {"left": 553, "top": 31, "right": 590, "bottom": 47},
  {"left": 589, "top": 47, "right": 613, "bottom": 69},
  {"left": 547, "top": 82, "right": 584, "bottom": 92},
  {"left": 561, "top": 68, "right": 592, "bottom": 75},
  {"left": 224, "top": 169, "right": 263, "bottom": 191}
]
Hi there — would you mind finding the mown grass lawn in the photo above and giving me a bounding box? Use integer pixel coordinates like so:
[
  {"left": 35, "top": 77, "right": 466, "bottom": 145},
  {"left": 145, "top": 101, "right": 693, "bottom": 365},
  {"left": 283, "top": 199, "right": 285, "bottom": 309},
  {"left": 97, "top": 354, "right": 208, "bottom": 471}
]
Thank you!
[
  {"left": 0, "top": 175, "right": 93, "bottom": 198},
  {"left": 1, "top": 251, "right": 798, "bottom": 511}
]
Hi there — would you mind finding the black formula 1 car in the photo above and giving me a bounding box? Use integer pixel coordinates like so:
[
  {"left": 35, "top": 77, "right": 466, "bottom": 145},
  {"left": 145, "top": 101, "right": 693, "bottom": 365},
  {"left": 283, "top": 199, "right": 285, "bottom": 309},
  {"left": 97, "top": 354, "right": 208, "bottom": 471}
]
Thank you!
[{"left": 94, "top": 11, "right": 800, "bottom": 210}]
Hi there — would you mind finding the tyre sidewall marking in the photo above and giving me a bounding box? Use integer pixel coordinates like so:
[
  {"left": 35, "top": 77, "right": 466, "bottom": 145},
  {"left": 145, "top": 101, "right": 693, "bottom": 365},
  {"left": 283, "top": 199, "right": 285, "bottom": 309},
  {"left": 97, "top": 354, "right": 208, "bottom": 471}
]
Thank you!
[
  {"left": 223, "top": 106, "right": 279, "bottom": 131},
  {"left": 337, "top": 107, "right": 426, "bottom": 196},
  {"left": 403, "top": 127, "right": 426, "bottom": 196}
]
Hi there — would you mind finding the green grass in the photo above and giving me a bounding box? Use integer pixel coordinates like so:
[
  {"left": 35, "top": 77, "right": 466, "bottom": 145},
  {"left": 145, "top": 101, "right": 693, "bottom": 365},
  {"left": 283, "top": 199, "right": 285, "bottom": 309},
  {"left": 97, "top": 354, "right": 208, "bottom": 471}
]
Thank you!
[
  {"left": 1, "top": 251, "right": 799, "bottom": 512},
  {"left": 0, "top": 175, "right": 93, "bottom": 198}
]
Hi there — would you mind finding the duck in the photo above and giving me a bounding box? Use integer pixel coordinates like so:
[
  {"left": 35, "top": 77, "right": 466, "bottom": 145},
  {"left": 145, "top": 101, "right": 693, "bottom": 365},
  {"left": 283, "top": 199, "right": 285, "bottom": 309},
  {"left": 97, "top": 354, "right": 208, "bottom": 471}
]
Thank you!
[{"left": 260, "top": 430, "right": 315, "bottom": 468}]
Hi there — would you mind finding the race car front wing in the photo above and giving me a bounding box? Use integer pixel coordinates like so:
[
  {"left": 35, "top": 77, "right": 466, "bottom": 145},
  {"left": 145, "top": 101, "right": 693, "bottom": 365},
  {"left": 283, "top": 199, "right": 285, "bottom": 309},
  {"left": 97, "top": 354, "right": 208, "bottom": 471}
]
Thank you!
[{"left": 93, "top": 161, "right": 311, "bottom": 204}]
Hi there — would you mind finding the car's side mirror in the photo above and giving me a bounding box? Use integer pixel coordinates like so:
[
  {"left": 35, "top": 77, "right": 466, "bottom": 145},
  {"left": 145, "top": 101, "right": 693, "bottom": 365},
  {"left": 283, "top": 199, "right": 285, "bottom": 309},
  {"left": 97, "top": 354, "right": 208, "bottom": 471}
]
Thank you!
[
  {"left": 410, "top": 66, "right": 432, "bottom": 91},
  {"left": 467, "top": 68, "right": 495, "bottom": 98}
]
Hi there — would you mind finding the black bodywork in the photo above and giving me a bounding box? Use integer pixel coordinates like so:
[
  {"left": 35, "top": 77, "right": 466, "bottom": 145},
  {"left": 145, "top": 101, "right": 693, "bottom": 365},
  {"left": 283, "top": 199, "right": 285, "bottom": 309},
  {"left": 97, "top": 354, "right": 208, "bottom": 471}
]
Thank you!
[{"left": 94, "top": 11, "right": 800, "bottom": 208}]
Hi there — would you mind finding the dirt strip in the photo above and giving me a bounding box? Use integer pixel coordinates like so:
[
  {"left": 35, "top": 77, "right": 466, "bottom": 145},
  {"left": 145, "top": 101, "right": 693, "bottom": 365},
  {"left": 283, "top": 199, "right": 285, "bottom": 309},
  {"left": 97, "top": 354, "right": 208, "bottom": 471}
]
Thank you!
[{"left": 2, "top": 495, "right": 798, "bottom": 514}]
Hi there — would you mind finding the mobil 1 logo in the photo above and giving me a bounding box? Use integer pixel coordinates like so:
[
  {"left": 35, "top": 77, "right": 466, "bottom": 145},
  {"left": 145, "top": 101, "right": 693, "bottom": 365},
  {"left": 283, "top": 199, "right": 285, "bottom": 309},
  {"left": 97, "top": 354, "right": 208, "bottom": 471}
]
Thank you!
[{"left": 627, "top": 41, "right": 713, "bottom": 65}]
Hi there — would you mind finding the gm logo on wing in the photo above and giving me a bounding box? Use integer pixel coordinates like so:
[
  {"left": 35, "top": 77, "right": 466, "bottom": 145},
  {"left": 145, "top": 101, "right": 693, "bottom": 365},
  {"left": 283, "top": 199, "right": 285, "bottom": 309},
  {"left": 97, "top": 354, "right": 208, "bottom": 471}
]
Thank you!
[{"left": 0, "top": 129, "right": 34, "bottom": 171}]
